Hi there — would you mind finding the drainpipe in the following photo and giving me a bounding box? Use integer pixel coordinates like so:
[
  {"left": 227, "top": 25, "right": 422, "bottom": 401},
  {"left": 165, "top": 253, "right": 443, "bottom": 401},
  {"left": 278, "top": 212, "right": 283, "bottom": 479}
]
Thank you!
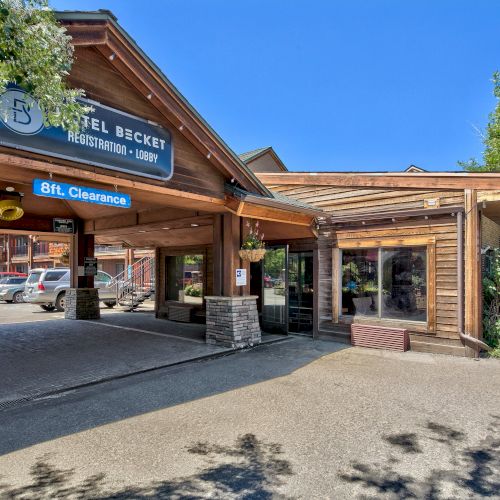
[{"left": 457, "top": 210, "right": 491, "bottom": 354}]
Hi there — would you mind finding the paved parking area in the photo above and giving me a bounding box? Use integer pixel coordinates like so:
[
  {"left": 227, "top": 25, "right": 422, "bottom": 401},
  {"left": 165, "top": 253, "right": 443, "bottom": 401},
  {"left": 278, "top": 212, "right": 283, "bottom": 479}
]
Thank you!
[
  {"left": 0, "top": 302, "right": 230, "bottom": 405},
  {"left": 0, "top": 340, "right": 498, "bottom": 498}
]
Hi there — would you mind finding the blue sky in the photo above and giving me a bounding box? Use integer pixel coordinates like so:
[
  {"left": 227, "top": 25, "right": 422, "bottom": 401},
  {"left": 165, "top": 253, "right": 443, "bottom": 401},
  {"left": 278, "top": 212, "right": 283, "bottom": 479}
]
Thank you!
[{"left": 52, "top": 0, "right": 500, "bottom": 172}]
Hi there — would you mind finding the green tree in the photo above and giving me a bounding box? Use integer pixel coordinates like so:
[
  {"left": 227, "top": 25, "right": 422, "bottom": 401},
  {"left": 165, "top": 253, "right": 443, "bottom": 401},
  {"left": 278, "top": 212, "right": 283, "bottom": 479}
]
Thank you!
[
  {"left": 459, "top": 72, "right": 500, "bottom": 172},
  {"left": 0, "top": 0, "right": 90, "bottom": 131}
]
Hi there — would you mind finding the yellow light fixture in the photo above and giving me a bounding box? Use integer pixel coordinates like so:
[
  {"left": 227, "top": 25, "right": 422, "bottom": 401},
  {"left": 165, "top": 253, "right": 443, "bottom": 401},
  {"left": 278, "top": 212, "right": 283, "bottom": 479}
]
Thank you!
[{"left": 0, "top": 199, "right": 24, "bottom": 221}]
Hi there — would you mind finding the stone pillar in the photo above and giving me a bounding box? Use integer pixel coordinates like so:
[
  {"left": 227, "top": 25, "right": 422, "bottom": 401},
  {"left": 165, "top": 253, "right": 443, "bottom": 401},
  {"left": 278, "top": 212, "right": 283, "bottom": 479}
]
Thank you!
[
  {"left": 66, "top": 221, "right": 99, "bottom": 320},
  {"left": 65, "top": 288, "right": 100, "bottom": 320},
  {"left": 205, "top": 295, "right": 261, "bottom": 348}
]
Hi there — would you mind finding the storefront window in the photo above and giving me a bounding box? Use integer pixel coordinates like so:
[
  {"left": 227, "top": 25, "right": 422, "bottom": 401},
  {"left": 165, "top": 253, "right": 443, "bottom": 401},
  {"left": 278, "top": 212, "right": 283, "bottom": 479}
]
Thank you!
[
  {"left": 166, "top": 254, "right": 204, "bottom": 305},
  {"left": 341, "top": 249, "right": 379, "bottom": 316},
  {"left": 341, "top": 246, "right": 427, "bottom": 322},
  {"left": 382, "top": 247, "right": 427, "bottom": 321}
]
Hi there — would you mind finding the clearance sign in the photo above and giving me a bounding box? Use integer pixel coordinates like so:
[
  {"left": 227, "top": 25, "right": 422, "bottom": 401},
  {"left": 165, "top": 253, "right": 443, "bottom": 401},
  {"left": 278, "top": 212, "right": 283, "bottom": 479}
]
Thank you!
[
  {"left": 33, "top": 179, "right": 131, "bottom": 209},
  {"left": 0, "top": 86, "right": 173, "bottom": 181}
]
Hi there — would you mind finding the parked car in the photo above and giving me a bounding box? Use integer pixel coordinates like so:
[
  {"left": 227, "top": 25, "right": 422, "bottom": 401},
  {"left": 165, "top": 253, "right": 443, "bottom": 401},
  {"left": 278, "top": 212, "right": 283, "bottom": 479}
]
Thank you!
[
  {"left": 23, "top": 268, "right": 116, "bottom": 312},
  {"left": 0, "top": 276, "right": 27, "bottom": 303},
  {"left": 0, "top": 272, "right": 27, "bottom": 278}
]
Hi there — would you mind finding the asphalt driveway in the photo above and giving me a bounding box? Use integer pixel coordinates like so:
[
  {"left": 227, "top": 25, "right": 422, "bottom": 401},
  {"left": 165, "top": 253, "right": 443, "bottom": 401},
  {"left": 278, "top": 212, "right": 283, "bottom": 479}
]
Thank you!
[{"left": 0, "top": 339, "right": 498, "bottom": 499}]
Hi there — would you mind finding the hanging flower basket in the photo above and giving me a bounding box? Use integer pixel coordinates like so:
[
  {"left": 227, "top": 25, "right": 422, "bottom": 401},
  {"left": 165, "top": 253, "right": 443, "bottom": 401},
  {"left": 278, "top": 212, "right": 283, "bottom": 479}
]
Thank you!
[
  {"left": 239, "top": 248, "right": 266, "bottom": 262},
  {"left": 240, "top": 220, "right": 266, "bottom": 262}
]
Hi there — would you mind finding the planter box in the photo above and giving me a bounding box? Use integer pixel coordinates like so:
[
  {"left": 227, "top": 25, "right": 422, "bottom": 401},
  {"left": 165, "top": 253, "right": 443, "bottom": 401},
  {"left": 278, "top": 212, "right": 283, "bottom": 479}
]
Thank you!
[{"left": 351, "top": 324, "right": 409, "bottom": 352}]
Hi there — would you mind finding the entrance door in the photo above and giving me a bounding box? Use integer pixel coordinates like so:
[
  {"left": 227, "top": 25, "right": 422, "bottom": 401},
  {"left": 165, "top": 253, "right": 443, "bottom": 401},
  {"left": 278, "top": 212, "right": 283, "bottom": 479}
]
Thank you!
[
  {"left": 261, "top": 245, "right": 288, "bottom": 334},
  {"left": 288, "top": 251, "right": 314, "bottom": 335}
]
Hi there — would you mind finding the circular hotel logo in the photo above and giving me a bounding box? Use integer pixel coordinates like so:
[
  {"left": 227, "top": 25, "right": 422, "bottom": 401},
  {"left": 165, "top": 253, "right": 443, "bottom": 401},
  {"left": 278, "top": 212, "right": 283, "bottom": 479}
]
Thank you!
[{"left": 0, "top": 88, "right": 44, "bottom": 135}]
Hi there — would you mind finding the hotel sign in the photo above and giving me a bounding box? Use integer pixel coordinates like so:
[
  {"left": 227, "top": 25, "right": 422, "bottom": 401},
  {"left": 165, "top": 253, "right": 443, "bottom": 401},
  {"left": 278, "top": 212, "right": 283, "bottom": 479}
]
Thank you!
[{"left": 0, "top": 86, "right": 173, "bottom": 180}]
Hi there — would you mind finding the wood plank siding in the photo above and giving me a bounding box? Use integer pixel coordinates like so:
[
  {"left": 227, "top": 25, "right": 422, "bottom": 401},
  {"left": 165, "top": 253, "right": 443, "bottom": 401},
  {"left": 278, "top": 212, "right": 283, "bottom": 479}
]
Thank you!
[{"left": 68, "top": 47, "right": 225, "bottom": 199}]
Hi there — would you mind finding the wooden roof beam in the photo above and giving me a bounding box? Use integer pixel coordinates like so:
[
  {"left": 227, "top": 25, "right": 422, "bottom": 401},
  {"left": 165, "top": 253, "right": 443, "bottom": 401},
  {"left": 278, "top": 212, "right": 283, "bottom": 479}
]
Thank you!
[{"left": 257, "top": 172, "right": 500, "bottom": 191}]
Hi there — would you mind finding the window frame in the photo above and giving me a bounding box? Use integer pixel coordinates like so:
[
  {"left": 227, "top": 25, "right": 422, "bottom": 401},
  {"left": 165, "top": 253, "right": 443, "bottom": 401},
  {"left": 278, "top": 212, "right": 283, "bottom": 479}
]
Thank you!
[{"left": 333, "top": 236, "right": 436, "bottom": 333}]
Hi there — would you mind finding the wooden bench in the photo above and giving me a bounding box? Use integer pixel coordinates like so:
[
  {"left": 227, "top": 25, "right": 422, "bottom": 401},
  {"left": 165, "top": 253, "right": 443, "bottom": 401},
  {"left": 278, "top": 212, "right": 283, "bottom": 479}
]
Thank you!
[{"left": 351, "top": 324, "right": 409, "bottom": 352}]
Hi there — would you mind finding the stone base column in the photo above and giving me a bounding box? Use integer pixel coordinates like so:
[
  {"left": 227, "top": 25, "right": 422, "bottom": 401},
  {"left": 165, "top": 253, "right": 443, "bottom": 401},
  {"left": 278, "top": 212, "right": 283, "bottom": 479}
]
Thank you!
[
  {"left": 205, "top": 296, "right": 261, "bottom": 348},
  {"left": 64, "top": 288, "right": 100, "bottom": 320}
]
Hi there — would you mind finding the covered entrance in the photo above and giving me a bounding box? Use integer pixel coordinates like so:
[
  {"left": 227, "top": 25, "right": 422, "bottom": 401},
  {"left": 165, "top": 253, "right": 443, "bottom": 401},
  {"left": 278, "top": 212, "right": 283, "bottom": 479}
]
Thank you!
[{"left": 0, "top": 11, "right": 321, "bottom": 351}]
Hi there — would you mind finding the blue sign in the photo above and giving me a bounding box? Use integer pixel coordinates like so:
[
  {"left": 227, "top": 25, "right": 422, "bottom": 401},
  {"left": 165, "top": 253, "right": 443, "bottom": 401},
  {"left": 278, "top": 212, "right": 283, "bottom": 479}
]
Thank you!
[
  {"left": 33, "top": 179, "right": 131, "bottom": 209},
  {"left": 0, "top": 86, "right": 173, "bottom": 180}
]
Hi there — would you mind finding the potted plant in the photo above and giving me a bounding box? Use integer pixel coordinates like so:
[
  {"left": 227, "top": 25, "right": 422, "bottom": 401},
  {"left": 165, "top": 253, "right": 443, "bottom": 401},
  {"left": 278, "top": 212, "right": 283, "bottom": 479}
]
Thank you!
[{"left": 239, "top": 221, "right": 266, "bottom": 262}]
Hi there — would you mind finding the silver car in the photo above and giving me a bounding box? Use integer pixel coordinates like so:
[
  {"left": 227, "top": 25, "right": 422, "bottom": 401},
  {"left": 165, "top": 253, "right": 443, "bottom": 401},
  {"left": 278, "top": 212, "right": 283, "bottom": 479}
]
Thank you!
[
  {"left": 0, "top": 277, "right": 27, "bottom": 303},
  {"left": 23, "top": 268, "right": 116, "bottom": 312}
]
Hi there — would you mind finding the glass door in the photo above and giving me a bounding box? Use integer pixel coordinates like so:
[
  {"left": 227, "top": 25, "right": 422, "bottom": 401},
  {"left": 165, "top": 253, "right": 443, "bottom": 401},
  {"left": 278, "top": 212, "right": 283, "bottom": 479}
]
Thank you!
[
  {"left": 288, "top": 251, "right": 314, "bottom": 335},
  {"left": 261, "top": 245, "right": 288, "bottom": 334}
]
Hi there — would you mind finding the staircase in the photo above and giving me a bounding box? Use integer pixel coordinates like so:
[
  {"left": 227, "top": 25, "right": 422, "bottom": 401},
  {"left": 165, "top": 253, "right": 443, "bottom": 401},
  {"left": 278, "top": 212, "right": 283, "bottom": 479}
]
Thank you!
[{"left": 108, "top": 255, "right": 155, "bottom": 311}]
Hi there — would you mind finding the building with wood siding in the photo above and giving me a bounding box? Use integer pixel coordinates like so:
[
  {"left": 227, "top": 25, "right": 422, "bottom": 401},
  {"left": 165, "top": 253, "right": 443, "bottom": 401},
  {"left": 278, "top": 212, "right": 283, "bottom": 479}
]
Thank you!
[{"left": 0, "top": 10, "right": 498, "bottom": 357}]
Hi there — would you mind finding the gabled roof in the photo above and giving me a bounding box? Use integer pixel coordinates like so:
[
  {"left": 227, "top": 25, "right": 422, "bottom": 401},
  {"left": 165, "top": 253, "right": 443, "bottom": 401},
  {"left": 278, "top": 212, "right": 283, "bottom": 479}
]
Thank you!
[
  {"left": 239, "top": 147, "right": 271, "bottom": 163},
  {"left": 239, "top": 146, "right": 288, "bottom": 172},
  {"left": 404, "top": 165, "right": 427, "bottom": 173},
  {"left": 56, "top": 10, "right": 271, "bottom": 197}
]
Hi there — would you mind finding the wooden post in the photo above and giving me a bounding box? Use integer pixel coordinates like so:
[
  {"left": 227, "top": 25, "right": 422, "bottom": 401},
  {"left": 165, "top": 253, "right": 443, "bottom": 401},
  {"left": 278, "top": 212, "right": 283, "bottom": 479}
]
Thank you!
[
  {"left": 464, "top": 189, "right": 482, "bottom": 357},
  {"left": 332, "top": 247, "right": 340, "bottom": 323},
  {"left": 240, "top": 218, "right": 251, "bottom": 296},
  {"left": 222, "top": 213, "right": 240, "bottom": 296},
  {"left": 313, "top": 246, "right": 320, "bottom": 338},
  {"left": 154, "top": 247, "right": 161, "bottom": 318},
  {"left": 70, "top": 220, "right": 95, "bottom": 289},
  {"left": 213, "top": 214, "right": 223, "bottom": 296},
  {"left": 6, "top": 235, "right": 11, "bottom": 273},
  {"left": 27, "top": 236, "right": 34, "bottom": 271}
]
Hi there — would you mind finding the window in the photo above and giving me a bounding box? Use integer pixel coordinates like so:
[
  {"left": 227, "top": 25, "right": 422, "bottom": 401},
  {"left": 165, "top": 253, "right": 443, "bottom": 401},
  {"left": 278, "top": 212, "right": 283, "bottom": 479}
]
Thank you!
[
  {"left": 341, "top": 246, "right": 427, "bottom": 322},
  {"left": 44, "top": 270, "right": 68, "bottom": 282},
  {"left": 342, "top": 249, "right": 379, "bottom": 316},
  {"left": 96, "top": 271, "right": 111, "bottom": 284},
  {"left": 166, "top": 254, "right": 204, "bottom": 305},
  {"left": 381, "top": 248, "right": 427, "bottom": 321}
]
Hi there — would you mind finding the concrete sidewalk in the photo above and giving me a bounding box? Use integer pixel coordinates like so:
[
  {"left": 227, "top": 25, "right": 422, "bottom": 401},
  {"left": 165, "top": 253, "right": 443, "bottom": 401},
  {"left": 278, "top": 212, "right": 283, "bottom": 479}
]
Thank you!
[{"left": 0, "top": 310, "right": 232, "bottom": 406}]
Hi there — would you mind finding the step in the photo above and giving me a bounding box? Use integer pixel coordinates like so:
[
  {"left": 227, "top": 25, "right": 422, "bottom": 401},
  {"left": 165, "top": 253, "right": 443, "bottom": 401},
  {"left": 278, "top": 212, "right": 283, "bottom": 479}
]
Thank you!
[{"left": 410, "top": 340, "right": 466, "bottom": 356}]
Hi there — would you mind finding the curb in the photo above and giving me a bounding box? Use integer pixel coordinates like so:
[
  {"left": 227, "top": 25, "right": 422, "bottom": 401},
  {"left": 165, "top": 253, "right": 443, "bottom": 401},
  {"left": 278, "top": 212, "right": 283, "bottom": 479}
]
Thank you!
[{"left": 0, "top": 335, "right": 292, "bottom": 412}]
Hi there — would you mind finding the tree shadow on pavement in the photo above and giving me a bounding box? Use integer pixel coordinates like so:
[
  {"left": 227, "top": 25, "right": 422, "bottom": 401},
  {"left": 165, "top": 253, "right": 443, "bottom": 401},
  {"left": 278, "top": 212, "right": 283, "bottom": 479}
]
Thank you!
[
  {"left": 338, "top": 415, "right": 500, "bottom": 499},
  {"left": 0, "top": 433, "right": 293, "bottom": 499}
]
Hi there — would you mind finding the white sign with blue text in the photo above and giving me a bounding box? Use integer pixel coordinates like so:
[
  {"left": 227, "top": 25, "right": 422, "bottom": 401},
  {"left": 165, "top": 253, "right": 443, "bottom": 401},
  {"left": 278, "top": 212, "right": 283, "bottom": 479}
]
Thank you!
[{"left": 33, "top": 179, "right": 131, "bottom": 209}]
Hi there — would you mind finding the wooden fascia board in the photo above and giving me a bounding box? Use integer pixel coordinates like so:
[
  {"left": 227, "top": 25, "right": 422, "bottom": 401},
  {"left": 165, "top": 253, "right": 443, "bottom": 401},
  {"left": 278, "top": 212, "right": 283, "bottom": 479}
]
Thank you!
[
  {"left": 58, "top": 20, "right": 108, "bottom": 45},
  {"left": 0, "top": 152, "right": 225, "bottom": 209},
  {"left": 86, "top": 214, "right": 214, "bottom": 236},
  {"left": 237, "top": 203, "right": 314, "bottom": 226},
  {"left": 64, "top": 20, "right": 268, "bottom": 195},
  {"left": 257, "top": 173, "right": 500, "bottom": 190}
]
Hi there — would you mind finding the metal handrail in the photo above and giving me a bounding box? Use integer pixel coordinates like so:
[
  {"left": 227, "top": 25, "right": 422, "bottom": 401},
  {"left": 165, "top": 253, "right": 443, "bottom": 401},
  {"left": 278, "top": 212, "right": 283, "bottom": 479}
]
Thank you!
[{"left": 108, "top": 255, "right": 155, "bottom": 309}]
